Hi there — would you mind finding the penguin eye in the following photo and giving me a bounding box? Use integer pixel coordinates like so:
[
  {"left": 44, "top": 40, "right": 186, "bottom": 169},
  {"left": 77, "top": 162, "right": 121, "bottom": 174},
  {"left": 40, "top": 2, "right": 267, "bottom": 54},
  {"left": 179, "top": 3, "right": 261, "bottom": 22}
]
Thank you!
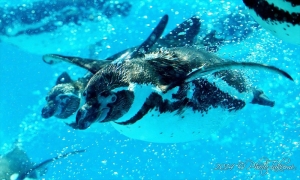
[{"left": 111, "top": 94, "right": 117, "bottom": 103}]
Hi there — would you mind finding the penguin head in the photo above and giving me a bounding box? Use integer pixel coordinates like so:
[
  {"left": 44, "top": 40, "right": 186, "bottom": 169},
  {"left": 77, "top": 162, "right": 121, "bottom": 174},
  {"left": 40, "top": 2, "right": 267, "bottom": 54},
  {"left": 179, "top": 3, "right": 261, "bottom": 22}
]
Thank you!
[
  {"left": 42, "top": 71, "right": 82, "bottom": 120},
  {"left": 42, "top": 83, "right": 81, "bottom": 119},
  {"left": 75, "top": 67, "right": 135, "bottom": 129}
]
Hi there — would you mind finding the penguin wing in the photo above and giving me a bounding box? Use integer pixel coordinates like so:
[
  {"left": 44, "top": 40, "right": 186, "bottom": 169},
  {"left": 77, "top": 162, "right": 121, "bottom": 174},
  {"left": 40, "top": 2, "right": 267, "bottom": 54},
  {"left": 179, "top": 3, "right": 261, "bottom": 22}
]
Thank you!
[
  {"left": 43, "top": 15, "right": 169, "bottom": 71},
  {"left": 185, "top": 61, "right": 294, "bottom": 82},
  {"left": 158, "top": 15, "right": 201, "bottom": 48},
  {"left": 16, "top": 149, "right": 86, "bottom": 180},
  {"left": 106, "top": 14, "right": 169, "bottom": 60},
  {"left": 107, "top": 14, "right": 201, "bottom": 60},
  {"left": 42, "top": 15, "right": 200, "bottom": 74},
  {"left": 130, "top": 14, "right": 169, "bottom": 57},
  {"left": 43, "top": 54, "right": 111, "bottom": 74}
]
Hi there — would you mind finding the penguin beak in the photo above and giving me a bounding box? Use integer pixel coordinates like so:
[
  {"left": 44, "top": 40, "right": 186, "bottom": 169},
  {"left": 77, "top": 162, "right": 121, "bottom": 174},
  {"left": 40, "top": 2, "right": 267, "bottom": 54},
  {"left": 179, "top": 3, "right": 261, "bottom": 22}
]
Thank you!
[
  {"left": 76, "top": 103, "right": 101, "bottom": 129},
  {"left": 41, "top": 101, "right": 56, "bottom": 118},
  {"left": 41, "top": 94, "right": 80, "bottom": 119},
  {"left": 75, "top": 91, "right": 116, "bottom": 129},
  {"left": 75, "top": 102, "right": 112, "bottom": 129}
]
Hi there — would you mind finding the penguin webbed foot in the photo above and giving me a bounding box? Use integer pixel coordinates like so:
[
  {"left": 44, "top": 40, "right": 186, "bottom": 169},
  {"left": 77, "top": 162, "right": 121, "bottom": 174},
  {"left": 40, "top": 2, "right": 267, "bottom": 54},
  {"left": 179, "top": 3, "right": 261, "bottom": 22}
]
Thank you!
[{"left": 251, "top": 89, "right": 275, "bottom": 107}]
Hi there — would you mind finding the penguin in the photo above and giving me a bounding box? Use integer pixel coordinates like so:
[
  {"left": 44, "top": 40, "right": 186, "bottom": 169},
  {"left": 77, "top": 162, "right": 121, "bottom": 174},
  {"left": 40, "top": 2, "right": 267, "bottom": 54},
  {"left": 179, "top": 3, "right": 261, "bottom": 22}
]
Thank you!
[
  {"left": 0, "top": 0, "right": 132, "bottom": 54},
  {"left": 243, "top": 0, "right": 300, "bottom": 45},
  {"left": 40, "top": 14, "right": 294, "bottom": 143},
  {"left": 41, "top": 72, "right": 92, "bottom": 119},
  {"left": 72, "top": 46, "right": 293, "bottom": 143},
  {"left": 0, "top": 0, "right": 131, "bottom": 37},
  {"left": 0, "top": 146, "right": 85, "bottom": 180},
  {"left": 41, "top": 15, "right": 201, "bottom": 120}
]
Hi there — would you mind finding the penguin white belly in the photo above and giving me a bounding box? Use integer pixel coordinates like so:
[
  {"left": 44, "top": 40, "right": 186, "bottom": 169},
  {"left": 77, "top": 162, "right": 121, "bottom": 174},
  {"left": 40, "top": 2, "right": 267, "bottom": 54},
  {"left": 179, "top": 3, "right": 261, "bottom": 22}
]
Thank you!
[
  {"left": 244, "top": 0, "right": 300, "bottom": 45},
  {"left": 111, "top": 107, "right": 241, "bottom": 143},
  {"left": 248, "top": 9, "right": 300, "bottom": 45},
  {"left": 108, "top": 79, "right": 253, "bottom": 143}
]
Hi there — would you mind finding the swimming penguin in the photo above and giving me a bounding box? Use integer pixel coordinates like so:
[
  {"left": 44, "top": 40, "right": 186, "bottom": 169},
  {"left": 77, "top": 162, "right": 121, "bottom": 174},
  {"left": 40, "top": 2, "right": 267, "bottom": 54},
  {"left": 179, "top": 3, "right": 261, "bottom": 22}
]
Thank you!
[
  {"left": 72, "top": 46, "right": 292, "bottom": 143},
  {"left": 0, "top": 0, "right": 132, "bottom": 54},
  {"left": 243, "top": 0, "right": 300, "bottom": 45},
  {"left": 41, "top": 72, "right": 92, "bottom": 119},
  {"left": 0, "top": 146, "right": 85, "bottom": 180},
  {"left": 44, "top": 14, "right": 291, "bottom": 142},
  {"left": 41, "top": 15, "right": 201, "bottom": 120}
]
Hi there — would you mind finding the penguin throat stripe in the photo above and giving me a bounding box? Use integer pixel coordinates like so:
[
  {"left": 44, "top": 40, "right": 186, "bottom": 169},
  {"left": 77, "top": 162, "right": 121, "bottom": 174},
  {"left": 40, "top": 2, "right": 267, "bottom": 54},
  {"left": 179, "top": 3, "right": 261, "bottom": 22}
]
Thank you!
[{"left": 113, "top": 83, "right": 155, "bottom": 123}]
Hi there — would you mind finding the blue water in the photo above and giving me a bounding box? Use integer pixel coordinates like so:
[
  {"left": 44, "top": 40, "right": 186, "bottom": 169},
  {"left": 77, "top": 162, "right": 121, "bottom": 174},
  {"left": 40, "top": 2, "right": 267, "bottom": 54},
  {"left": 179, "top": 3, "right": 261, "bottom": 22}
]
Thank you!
[{"left": 0, "top": 0, "right": 299, "bottom": 179}]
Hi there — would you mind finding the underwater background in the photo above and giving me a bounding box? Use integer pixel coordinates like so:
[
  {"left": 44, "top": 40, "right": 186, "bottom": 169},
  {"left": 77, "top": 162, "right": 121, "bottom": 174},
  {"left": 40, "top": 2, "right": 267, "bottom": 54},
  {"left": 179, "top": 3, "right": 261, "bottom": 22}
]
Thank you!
[{"left": 0, "top": 0, "right": 299, "bottom": 179}]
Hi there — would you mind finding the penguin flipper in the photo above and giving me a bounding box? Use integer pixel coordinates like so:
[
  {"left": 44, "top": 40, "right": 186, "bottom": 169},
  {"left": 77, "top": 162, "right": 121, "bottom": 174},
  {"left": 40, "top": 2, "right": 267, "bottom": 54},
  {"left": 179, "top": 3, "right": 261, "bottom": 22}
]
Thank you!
[
  {"left": 159, "top": 15, "right": 201, "bottom": 47},
  {"left": 43, "top": 54, "right": 110, "bottom": 74},
  {"left": 185, "top": 61, "right": 294, "bottom": 82},
  {"left": 133, "top": 14, "right": 169, "bottom": 56},
  {"left": 114, "top": 14, "right": 169, "bottom": 62},
  {"left": 16, "top": 149, "right": 86, "bottom": 180}
]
